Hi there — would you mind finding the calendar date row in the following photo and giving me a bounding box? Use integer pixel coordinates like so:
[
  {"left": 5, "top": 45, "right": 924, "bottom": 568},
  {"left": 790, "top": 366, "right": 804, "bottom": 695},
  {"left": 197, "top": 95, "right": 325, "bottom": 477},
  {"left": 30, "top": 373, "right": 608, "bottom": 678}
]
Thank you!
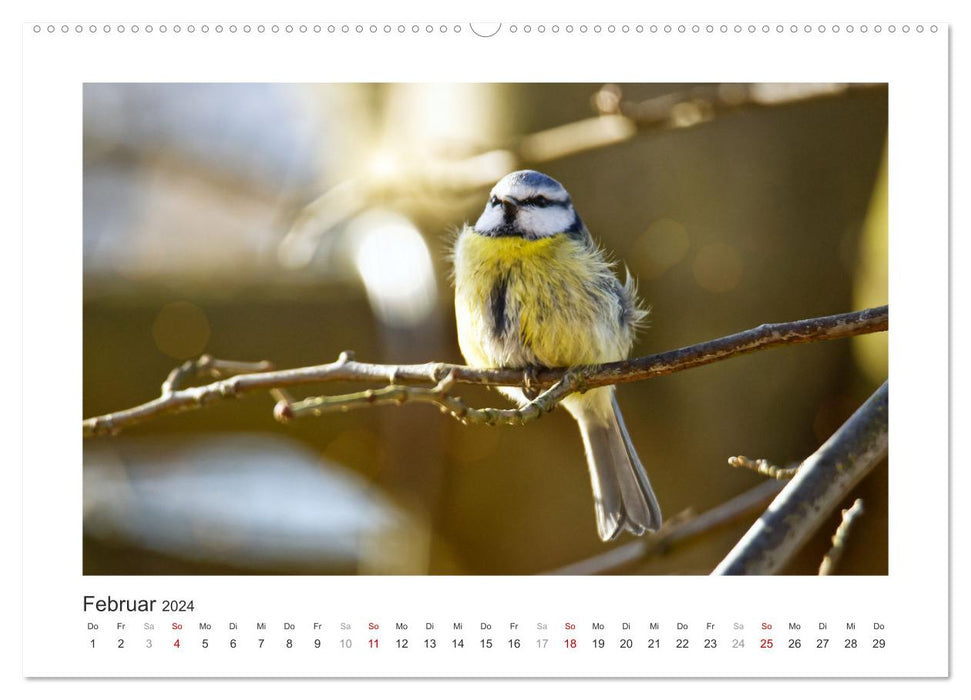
[{"left": 89, "top": 635, "right": 889, "bottom": 651}]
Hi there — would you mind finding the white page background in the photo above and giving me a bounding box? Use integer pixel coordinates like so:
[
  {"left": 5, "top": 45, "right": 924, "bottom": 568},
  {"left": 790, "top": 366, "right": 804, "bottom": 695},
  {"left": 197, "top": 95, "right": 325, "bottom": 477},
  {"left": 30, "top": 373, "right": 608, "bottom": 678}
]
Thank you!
[{"left": 7, "top": 0, "right": 966, "bottom": 698}]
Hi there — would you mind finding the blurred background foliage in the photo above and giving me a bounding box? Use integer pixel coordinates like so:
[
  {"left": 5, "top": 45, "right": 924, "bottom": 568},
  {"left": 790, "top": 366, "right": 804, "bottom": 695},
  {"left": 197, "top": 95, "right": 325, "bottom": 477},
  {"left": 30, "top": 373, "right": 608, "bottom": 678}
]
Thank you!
[{"left": 83, "top": 83, "right": 888, "bottom": 575}]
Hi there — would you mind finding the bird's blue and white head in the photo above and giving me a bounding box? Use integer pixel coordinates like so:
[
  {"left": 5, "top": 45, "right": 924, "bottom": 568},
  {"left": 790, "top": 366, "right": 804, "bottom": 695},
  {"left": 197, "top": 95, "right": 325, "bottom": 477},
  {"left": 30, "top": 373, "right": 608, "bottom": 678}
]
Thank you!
[{"left": 473, "top": 170, "right": 585, "bottom": 240}]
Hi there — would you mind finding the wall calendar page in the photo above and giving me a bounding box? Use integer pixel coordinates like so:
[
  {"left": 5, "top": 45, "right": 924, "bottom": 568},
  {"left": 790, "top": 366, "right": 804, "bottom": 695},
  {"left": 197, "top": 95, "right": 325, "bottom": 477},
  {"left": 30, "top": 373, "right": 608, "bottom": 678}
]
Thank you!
[{"left": 15, "top": 2, "right": 956, "bottom": 696}]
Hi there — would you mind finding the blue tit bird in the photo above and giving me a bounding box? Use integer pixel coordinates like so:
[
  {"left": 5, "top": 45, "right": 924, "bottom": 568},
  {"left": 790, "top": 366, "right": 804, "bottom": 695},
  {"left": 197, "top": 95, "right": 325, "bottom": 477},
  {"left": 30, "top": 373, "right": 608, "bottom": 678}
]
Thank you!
[{"left": 452, "top": 170, "right": 662, "bottom": 541}]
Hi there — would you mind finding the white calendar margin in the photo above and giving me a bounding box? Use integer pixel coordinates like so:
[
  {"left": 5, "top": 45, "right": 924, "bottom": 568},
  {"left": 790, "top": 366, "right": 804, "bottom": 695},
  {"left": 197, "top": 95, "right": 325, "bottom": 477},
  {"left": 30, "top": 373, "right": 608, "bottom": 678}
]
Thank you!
[{"left": 21, "top": 22, "right": 948, "bottom": 678}]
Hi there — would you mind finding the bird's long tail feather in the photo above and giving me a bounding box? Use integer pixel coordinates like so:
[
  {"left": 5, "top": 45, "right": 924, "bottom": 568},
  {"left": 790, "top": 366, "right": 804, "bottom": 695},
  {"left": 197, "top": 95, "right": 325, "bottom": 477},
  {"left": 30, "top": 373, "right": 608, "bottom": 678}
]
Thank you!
[{"left": 572, "top": 389, "right": 662, "bottom": 541}]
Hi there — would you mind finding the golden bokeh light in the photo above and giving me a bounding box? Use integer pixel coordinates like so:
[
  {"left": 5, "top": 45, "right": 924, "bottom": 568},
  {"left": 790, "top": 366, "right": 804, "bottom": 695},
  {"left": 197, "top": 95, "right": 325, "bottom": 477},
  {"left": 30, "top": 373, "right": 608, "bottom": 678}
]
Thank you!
[
  {"left": 633, "top": 217, "right": 691, "bottom": 279},
  {"left": 151, "top": 301, "right": 211, "bottom": 360},
  {"left": 692, "top": 243, "right": 744, "bottom": 293},
  {"left": 852, "top": 147, "right": 888, "bottom": 384}
]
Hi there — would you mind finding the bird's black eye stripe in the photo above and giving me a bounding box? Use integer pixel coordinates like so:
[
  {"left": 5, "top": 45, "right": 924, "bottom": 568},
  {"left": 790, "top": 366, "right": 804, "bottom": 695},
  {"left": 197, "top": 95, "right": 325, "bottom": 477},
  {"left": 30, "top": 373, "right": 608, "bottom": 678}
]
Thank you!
[
  {"left": 520, "top": 195, "right": 570, "bottom": 208},
  {"left": 488, "top": 194, "right": 569, "bottom": 209}
]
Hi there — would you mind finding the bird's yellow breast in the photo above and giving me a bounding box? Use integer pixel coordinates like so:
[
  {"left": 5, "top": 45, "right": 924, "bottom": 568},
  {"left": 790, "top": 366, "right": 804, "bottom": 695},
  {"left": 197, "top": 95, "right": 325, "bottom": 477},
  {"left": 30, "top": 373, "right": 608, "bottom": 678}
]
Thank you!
[
  {"left": 460, "top": 232, "right": 560, "bottom": 266},
  {"left": 453, "top": 227, "right": 631, "bottom": 370}
]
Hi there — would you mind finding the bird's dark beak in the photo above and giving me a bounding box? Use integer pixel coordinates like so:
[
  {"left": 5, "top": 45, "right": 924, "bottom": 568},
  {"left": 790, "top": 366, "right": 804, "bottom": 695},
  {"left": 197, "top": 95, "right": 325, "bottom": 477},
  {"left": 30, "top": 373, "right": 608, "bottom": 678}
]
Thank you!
[{"left": 501, "top": 198, "right": 518, "bottom": 224}]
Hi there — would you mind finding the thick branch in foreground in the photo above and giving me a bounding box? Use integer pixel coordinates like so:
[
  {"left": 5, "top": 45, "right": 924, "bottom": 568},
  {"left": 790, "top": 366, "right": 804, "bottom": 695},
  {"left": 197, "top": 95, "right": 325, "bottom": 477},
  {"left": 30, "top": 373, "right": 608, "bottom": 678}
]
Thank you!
[
  {"left": 712, "top": 381, "right": 888, "bottom": 576},
  {"left": 82, "top": 306, "right": 887, "bottom": 438}
]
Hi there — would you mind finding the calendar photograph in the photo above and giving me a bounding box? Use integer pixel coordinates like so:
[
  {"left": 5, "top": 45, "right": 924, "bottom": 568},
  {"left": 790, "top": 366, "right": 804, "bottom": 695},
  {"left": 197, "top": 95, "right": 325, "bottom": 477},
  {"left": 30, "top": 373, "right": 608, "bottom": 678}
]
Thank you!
[{"left": 81, "top": 81, "right": 889, "bottom": 577}]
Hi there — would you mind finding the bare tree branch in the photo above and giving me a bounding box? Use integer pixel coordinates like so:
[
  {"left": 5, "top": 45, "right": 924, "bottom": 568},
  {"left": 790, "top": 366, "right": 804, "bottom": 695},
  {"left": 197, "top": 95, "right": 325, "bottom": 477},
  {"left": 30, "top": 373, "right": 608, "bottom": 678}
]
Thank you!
[
  {"left": 819, "top": 499, "right": 866, "bottom": 575},
  {"left": 161, "top": 355, "right": 275, "bottom": 394},
  {"left": 599, "top": 83, "right": 882, "bottom": 136},
  {"left": 281, "top": 83, "right": 885, "bottom": 264},
  {"left": 728, "top": 455, "right": 800, "bottom": 480},
  {"left": 275, "top": 371, "right": 581, "bottom": 427},
  {"left": 83, "top": 305, "right": 887, "bottom": 438},
  {"left": 712, "top": 381, "right": 888, "bottom": 575},
  {"left": 548, "top": 478, "right": 785, "bottom": 575}
]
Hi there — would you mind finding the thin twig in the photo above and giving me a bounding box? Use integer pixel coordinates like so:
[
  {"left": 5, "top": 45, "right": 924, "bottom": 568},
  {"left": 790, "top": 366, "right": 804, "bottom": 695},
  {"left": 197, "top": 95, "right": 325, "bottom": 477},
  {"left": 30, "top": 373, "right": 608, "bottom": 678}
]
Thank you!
[
  {"left": 162, "top": 355, "right": 274, "bottom": 395},
  {"left": 819, "top": 499, "right": 866, "bottom": 576},
  {"left": 548, "top": 478, "right": 785, "bottom": 575},
  {"left": 276, "top": 372, "right": 581, "bottom": 427},
  {"left": 712, "top": 382, "right": 888, "bottom": 575},
  {"left": 729, "top": 455, "right": 800, "bottom": 480},
  {"left": 83, "top": 306, "right": 887, "bottom": 438}
]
